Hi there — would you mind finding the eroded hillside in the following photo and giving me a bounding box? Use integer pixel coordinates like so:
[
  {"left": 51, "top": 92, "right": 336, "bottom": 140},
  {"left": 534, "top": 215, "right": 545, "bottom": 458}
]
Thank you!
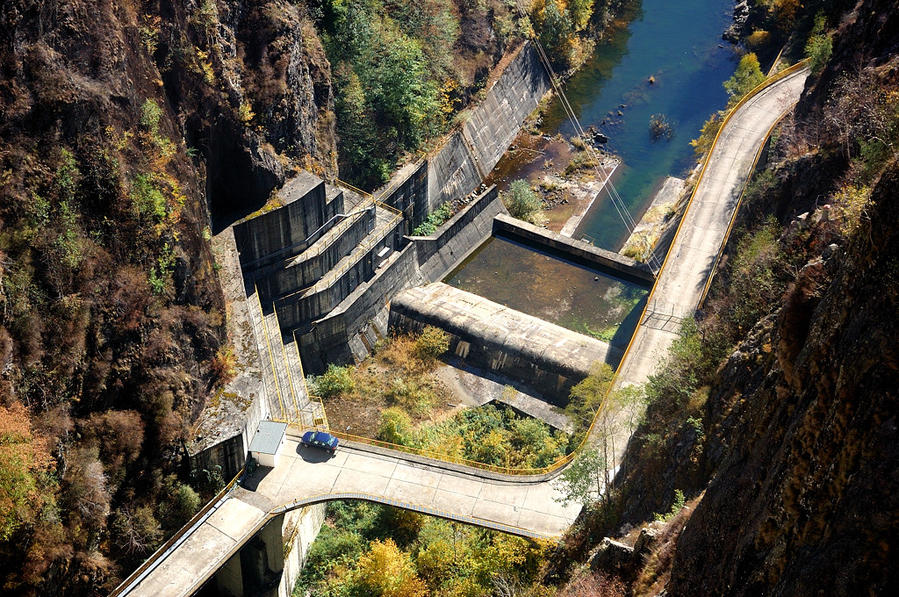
[{"left": 560, "top": 0, "right": 899, "bottom": 593}]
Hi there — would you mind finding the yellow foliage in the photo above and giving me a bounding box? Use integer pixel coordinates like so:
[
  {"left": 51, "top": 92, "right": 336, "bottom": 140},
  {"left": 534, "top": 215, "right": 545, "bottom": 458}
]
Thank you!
[
  {"left": 746, "top": 29, "right": 771, "bottom": 48},
  {"left": 355, "top": 538, "right": 427, "bottom": 597},
  {"left": 0, "top": 402, "right": 56, "bottom": 541},
  {"left": 832, "top": 185, "right": 871, "bottom": 236}
]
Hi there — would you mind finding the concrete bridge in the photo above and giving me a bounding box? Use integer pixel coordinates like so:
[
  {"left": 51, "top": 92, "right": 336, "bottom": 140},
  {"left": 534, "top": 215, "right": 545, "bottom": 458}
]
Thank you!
[{"left": 113, "top": 65, "right": 809, "bottom": 596}]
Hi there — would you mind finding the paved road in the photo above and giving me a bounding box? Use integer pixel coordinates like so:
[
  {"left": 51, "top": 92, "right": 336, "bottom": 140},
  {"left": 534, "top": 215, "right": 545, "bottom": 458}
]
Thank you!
[
  {"left": 117, "top": 67, "right": 809, "bottom": 597},
  {"left": 614, "top": 68, "right": 808, "bottom": 390},
  {"left": 125, "top": 436, "right": 579, "bottom": 596}
]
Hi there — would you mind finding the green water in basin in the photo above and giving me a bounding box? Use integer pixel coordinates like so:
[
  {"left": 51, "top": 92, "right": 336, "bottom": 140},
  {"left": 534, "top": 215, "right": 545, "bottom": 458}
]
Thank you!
[{"left": 444, "top": 236, "right": 648, "bottom": 347}]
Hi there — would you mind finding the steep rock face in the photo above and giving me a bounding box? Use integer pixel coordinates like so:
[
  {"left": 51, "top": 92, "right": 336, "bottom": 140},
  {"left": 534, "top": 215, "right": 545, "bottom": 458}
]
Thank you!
[
  {"left": 662, "top": 1, "right": 899, "bottom": 592},
  {"left": 0, "top": 0, "right": 336, "bottom": 593},
  {"left": 668, "top": 164, "right": 899, "bottom": 595},
  {"left": 153, "top": 0, "right": 336, "bottom": 216}
]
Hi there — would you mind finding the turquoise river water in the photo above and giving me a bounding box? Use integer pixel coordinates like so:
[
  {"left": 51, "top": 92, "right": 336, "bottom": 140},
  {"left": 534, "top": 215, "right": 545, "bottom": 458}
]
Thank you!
[
  {"left": 446, "top": 0, "right": 736, "bottom": 346},
  {"left": 544, "top": 0, "right": 736, "bottom": 249}
]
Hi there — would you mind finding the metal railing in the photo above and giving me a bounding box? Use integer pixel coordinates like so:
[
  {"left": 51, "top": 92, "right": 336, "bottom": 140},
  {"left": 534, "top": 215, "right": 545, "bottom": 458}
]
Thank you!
[{"left": 109, "top": 468, "right": 245, "bottom": 596}]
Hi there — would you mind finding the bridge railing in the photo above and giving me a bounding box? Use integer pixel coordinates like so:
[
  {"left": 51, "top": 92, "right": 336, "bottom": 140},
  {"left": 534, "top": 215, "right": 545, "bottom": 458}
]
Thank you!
[{"left": 109, "top": 467, "right": 245, "bottom": 596}]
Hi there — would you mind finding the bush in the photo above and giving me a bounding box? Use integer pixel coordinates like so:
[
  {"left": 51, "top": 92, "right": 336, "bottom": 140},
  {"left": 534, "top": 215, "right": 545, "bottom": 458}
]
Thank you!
[
  {"left": 378, "top": 407, "right": 414, "bottom": 445},
  {"left": 411, "top": 203, "right": 452, "bottom": 236},
  {"left": 412, "top": 326, "right": 449, "bottom": 361},
  {"left": 805, "top": 16, "right": 832, "bottom": 75},
  {"left": 314, "top": 364, "right": 355, "bottom": 399},
  {"left": 501, "top": 179, "right": 543, "bottom": 223},
  {"left": 691, "top": 112, "right": 723, "bottom": 156}
]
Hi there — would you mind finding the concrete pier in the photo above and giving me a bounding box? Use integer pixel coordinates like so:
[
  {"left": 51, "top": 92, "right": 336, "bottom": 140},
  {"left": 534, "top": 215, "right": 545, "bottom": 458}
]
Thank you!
[{"left": 390, "top": 282, "right": 622, "bottom": 400}]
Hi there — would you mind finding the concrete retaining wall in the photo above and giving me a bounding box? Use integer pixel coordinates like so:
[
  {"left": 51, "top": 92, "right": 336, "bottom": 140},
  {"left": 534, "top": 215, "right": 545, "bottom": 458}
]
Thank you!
[
  {"left": 493, "top": 214, "right": 655, "bottom": 286},
  {"left": 298, "top": 243, "right": 424, "bottom": 373},
  {"left": 234, "top": 174, "right": 342, "bottom": 270},
  {"left": 380, "top": 160, "right": 429, "bottom": 230},
  {"left": 408, "top": 186, "right": 508, "bottom": 282},
  {"left": 462, "top": 43, "right": 552, "bottom": 177},
  {"left": 275, "top": 217, "right": 404, "bottom": 329},
  {"left": 427, "top": 43, "right": 551, "bottom": 212},
  {"left": 258, "top": 209, "right": 375, "bottom": 299},
  {"left": 389, "top": 283, "right": 621, "bottom": 402},
  {"left": 377, "top": 42, "right": 550, "bottom": 226}
]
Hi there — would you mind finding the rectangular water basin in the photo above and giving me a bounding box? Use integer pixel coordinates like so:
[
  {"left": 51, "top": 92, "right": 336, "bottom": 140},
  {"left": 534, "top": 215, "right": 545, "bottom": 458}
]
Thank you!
[{"left": 444, "top": 235, "right": 648, "bottom": 348}]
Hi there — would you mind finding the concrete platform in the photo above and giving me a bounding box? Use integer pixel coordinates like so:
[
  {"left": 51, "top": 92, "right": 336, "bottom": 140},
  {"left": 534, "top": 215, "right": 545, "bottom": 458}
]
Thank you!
[{"left": 390, "top": 282, "right": 622, "bottom": 399}]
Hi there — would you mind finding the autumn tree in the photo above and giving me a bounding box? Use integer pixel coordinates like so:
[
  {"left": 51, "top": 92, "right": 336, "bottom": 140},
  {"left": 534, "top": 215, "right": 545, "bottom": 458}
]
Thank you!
[
  {"left": 353, "top": 538, "right": 427, "bottom": 597},
  {"left": 723, "top": 53, "right": 765, "bottom": 103},
  {"left": 0, "top": 402, "right": 57, "bottom": 541}
]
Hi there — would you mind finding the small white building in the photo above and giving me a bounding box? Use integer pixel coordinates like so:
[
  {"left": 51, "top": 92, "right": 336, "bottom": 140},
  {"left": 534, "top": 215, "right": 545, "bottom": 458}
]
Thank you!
[{"left": 248, "top": 420, "right": 288, "bottom": 468}]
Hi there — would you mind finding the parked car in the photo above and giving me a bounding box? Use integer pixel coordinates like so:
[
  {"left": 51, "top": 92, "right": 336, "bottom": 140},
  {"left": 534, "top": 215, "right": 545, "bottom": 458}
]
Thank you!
[{"left": 300, "top": 430, "right": 339, "bottom": 454}]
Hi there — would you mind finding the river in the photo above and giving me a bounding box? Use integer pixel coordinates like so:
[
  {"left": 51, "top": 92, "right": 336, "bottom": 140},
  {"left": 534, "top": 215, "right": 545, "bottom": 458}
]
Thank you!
[{"left": 544, "top": 0, "right": 736, "bottom": 249}]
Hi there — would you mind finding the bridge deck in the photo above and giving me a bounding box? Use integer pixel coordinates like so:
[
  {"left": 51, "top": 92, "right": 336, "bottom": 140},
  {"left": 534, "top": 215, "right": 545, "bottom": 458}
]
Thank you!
[
  {"left": 126, "top": 436, "right": 578, "bottom": 596},
  {"left": 117, "top": 67, "right": 809, "bottom": 597}
]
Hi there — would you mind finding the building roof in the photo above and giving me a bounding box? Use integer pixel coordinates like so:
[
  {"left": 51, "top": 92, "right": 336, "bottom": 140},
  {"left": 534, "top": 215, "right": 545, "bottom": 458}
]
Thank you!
[{"left": 248, "top": 420, "right": 288, "bottom": 455}]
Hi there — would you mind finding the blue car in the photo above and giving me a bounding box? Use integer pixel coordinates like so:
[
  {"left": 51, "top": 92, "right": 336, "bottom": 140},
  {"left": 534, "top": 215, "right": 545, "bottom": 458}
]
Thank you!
[{"left": 300, "top": 430, "right": 339, "bottom": 455}]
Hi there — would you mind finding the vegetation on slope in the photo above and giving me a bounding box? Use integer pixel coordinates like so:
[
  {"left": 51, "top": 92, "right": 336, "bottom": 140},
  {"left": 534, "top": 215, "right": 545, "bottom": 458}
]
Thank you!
[
  {"left": 548, "top": 0, "right": 899, "bottom": 593},
  {"left": 311, "top": 328, "right": 573, "bottom": 469},
  {"left": 310, "top": 0, "right": 530, "bottom": 188},
  {"left": 0, "top": 0, "right": 337, "bottom": 593}
]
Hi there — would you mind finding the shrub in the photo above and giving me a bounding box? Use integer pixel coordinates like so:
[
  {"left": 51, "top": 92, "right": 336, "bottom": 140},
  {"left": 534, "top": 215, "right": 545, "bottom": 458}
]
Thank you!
[
  {"left": 378, "top": 407, "right": 414, "bottom": 445},
  {"left": 210, "top": 346, "right": 237, "bottom": 384},
  {"left": 412, "top": 326, "right": 449, "bottom": 362},
  {"left": 314, "top": 364, "right": 355, "bottom": 399},
  {"left": 691, "top": 112, "right": 723, "bottom": 156},
  {"left": 805, "top": 34, "right": 832, "bottom": 75},
  {"left": 411, "top": 202, "right": 453, "bottom": 235},
  {"left": 501, "top": 179, "right": 543, "bottom": 223},
  {"left": 654, "top": 489, "right": 685, "bottom": 522}
]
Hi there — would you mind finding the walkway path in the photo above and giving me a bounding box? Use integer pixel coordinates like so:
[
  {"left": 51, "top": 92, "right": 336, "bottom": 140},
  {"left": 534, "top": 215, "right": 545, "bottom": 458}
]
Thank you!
[
  {"left": 615, "top": 68, "right": 808, "bottom": 390},
  {"left": 114, "top": 67, "right": 808, "bottom": 597}
]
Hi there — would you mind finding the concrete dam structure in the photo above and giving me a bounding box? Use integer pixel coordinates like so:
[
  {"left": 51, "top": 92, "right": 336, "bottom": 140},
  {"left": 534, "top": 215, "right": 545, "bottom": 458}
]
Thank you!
[
  {"left": 233, "top": 172, "right": 409, "bottom": 374},
  {"left": 113, "top": 65, "right": 810, "bottom": 597},
  {"left": 380, "top": 41, "right": 552, "bottom": 229}
]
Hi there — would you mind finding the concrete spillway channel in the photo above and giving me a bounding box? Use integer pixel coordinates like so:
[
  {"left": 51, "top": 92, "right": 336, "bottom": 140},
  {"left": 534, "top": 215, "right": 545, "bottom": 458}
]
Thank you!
[{"left": 113, "top": 62, "right": 809, "bottom": 597}]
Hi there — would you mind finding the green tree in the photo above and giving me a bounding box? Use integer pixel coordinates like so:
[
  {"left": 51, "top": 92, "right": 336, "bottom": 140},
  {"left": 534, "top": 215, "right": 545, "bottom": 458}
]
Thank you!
[
  {"left": 501, "top": 179, "right": 543, "bottom": 223},
  {"left": 805, "top": 15, "right": 832, "bottom": 75},
  {"left": 723, "top": 53, "right": 765, "bottom": 102},
  {"left": 553, "top": 447, "right": 606, "bottom": 506},
  {"left": 0, "top": 402, "right": 56, "bottom": 541},
  {"left": 535, "top": 0, "right": 574, "bottom": 69},
  {"left": 565, "top": 362, "right": 614, "bottom": 436},
  {"left": 569, "top": 0, "right": 595, "bottom": 31}
]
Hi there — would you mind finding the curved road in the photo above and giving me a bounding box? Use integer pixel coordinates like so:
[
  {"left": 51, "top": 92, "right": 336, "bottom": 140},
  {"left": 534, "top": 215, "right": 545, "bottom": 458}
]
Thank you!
[{"left": 117, "top": 67, "right": 809, "bottom": 596}]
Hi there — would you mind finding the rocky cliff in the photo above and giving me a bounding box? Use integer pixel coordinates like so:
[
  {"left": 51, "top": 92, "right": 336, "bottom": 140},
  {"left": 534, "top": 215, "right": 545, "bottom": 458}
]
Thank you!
[{"left": 0, "top": 0, "right": 335, "bottom": 593}]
